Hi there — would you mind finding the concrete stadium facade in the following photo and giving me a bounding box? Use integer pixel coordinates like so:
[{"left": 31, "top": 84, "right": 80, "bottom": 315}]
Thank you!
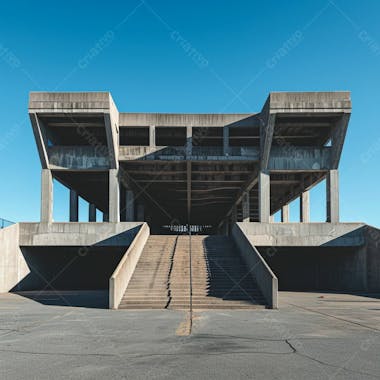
[{"left": 0, "top": 91, "right": 379, "bottom": 310}]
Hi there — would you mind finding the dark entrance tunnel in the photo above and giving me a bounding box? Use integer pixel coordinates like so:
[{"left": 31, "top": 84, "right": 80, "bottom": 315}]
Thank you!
[
  {"left": 257, "top": 246, "right": 367, "bottom": 291},
  {"left": 13, "top": 246, "right": 127, "bottom": 291}
]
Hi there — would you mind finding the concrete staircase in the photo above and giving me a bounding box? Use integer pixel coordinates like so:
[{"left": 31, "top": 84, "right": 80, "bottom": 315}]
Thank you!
[
  {"left": 119, "top": 235, "right": 177, "bottom": 309},
  {"left": 119, "top": 235, "right": 266, "bottom": 310}
]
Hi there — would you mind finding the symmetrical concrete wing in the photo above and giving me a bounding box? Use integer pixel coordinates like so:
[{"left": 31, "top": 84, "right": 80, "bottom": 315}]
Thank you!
[{"left": 28, "top": 91, "right": 351, "bottom": 230}]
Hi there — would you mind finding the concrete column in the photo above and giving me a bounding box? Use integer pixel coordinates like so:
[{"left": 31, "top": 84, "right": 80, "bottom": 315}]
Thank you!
[
  {"left": 41, "top": 169, "right": 53, "bottom": 223},
  {"left": 137, "top": 203, "right": 144, "bottom": 221},
  {"left": 186, "top": 126, "right": 192, "bottom": 157},
  {"left": 223, "top": 126, "right": 229, "bottom": 155},
  {"left": 281, "top": 204, "right": 289, "bottom": 223},
  {"left": 109, "top": 169, "right": 120, "bottom": 223},
  {"left": 126, "top": 190, "right": 135, "bottom": 221},
  {"left": 326, "top": 170, "right": 339, "bottom": 222},
  {"left": 231, "top": 205, "right": 237, "bottom": 224},
  {"left": 300, "top": 190, "right": 310, "bottom": 223},
  {"left": 259, "top": 170, "right": 270, "bottom": 223},
  {"left": 242, "top": 191, "right": 250, "bottom": 222},
  {"left": 69, "top": 189, "right": 79, "bottom": 222},
  {"left": 269, "top": 214, "right": 274, "bottom": 223},
  {"left": 89, "top": 203, "right": 96, "bottom": 222},
  {"left": 149, "top": 125, "right": 155, "bottom": 147}
]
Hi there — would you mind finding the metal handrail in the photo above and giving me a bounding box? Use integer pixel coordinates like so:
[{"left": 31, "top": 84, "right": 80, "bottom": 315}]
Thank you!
[
  {"left": 0, "top": 218, "right": 14, "bottom": 229},
  {"left": 188, "top": 225, "right": 193, "bottom": 332}
]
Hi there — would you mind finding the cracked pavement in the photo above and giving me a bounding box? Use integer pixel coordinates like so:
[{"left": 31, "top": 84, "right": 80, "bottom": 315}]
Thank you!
[{"left": 0, "top": 291, "right": 379, "bottom": 379}]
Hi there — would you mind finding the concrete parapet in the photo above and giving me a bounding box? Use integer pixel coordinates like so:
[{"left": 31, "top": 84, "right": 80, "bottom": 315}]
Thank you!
[
  {"left": 19, "top": 222, "right": 142, "bottom": 246},
  {"left": 237, "top": 222, "right": 366, "bottom": 247},
  {"left": 28, "top": 92, "right": 113, "bottom": 111},
  {"left": 109, "top": 222, "right": 150, "bottom": 309},
  {"left": 232, "top": 223, "right": 278, "bottom": 308},
  {"left": 0, "top": 224, "right": 29, "bottom": 292}
]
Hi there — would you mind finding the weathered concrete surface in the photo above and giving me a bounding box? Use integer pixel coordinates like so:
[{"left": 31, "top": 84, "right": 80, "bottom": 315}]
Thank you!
[
  {"left": 19, "top": 222, "right": 142, "bottom": 246},
  {"left": 0, "top": 224, "right": 29, "bottom": 292},
  {"left": 110, "top": 223, "right": 150, "bottom": 309},
  {"left": 0, "top": 223, "right": 143, "bottom": 292},
  {"left": 232, "top": 224, "right": 278, "bottom": 308},
  {"left": 237, "top": 222, "right": 366, "bottom": 246},
  {"left": 0, "top": 291, "right": 379, "bottom": 379}
]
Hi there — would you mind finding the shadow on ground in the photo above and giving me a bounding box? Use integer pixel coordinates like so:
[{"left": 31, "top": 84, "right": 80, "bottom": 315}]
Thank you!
[{"left": 12, "top": 290, "right": 109, "bottom": 309}]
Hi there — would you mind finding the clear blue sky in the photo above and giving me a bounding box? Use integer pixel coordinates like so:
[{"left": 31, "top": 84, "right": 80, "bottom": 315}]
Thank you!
[{"left": 0, "top": 0, "right": 379, "bottom": 226}]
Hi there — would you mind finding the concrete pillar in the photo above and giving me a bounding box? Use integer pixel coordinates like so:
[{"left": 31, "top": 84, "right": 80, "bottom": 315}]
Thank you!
[
  {"left": 269, "top": 214, "right": 274, "bottom": 223},
  {"left": 41, "top": 169, "right": 53, "bottom": 223},
  {"left": 126, "top": 190, "right": 135, "bottom": 221},
  {"left": 109, "top": 169, "right": 120, "bottom": 223},
  {"left": 137, "top": 203, "right": 144, "bottom": 221},
  {"left": 69, "top": 189, "right": 79, "bottom": 222},
  {"left": 89, "top": 203, "right": 96, "bottom": 222},
  {"left": 149, "top": 125, "right": 155, "bottom": 147},
  {"left": 259, "top": 170, "right": 270, "bottom": 223},
  {"left": 300, "top": 190, "right": 310, "bottom": 223},
  {"left": 242, "top": 191, "right": 250, "bottom": 222},
  {"left": 186, "top": 126, "right": 192, "bottom": 157},
  {"left": 326, "top": 170, "right": 339, "bottom": 222},
  {"left": 231, "top": 205, "right": 237, "bottom": 224},
  {"left": 281, "top": 204, "right": 289, "bottom": 223},
  {"left": 223, "top": 126, "right": 229, "bottom": 155}
]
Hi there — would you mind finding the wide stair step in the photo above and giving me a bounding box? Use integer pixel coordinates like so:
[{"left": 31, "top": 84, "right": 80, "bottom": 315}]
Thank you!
[{"left": 118, "top": 234, "right": 266, "bottom": 310}]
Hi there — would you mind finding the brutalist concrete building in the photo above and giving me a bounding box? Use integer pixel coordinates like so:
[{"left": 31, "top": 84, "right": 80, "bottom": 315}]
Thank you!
[{"left": 0, "top": 91, "right": 379, "bottom": 310}]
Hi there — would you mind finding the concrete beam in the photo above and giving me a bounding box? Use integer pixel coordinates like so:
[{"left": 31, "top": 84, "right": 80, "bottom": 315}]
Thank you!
[
  {"left": 41, "top": 169, "right": 53, "bottom": 223},
  {"left": 69, "top": 189, "right": 79, "bottom": 222},
  {"left": 281, "top": 204, "right": 289, "bottom": 223},
  {"left": 109, "top": 169, "right": 120, "bottom": 223},
  {"left": 260, "top": 113, "right": 276, "bottom": 169},
  {"left": 331, "top": 113, "right": 350, "bottom": 169},
  {"left": 300, "top": 190, "right": 310, "bottom": 223},
  {"left": 326, "top": 170, "right": 339, "bottom": 223},
  {"left": 259, "top": 170, "right": 270, "bottom": 222},
  {"left": 29, "top": 113, "right": 49, "bottom": 169}
]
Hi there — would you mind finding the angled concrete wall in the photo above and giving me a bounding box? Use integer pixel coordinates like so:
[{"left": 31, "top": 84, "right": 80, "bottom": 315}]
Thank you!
[
  {"left": 0, "top": 224, "right": 30, "bottom": 292},
  {"left": 0, "top": 222, "right": 143, "bottom": 293}
]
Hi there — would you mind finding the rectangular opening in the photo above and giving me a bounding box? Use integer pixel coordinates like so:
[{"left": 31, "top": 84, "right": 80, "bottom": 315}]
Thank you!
[
  {"left": 192, "top": 127, "right": 223, "bottom": 147},
  {"left": 119, "top": 127, "right": 149, "bottom": 146},
  {"left": 155, "top": 127, "right": 186, "bottom": 146}
]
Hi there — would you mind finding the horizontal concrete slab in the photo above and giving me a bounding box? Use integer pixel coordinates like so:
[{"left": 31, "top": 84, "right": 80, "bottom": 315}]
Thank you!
[
  {"left": 237, "top": 222, "right": 366, "bottom": 246},
  {"left": 19, "top": 222, "right": 143, "bottom": 246}
]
